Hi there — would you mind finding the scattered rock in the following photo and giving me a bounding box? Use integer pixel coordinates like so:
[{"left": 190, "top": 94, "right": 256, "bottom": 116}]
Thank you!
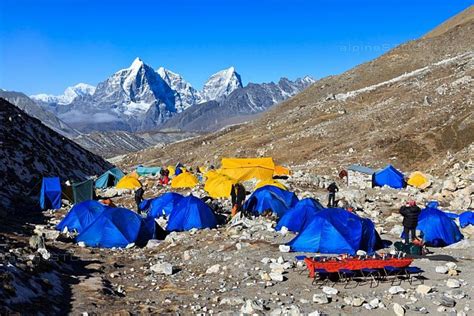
[
  {"left": 322, "top": 286, "right": 338, "bottom": 296},
  {"left": 393, "top": 303, "right": 405, "bottom": 316},
  {"left": 389, "top": 286, "right": 406, "bottom": 294},
  {"left": 440, "top": 295, "right": 456, "bottom": 308},
  {"left": 269, "top": 272, "right": 284, "bottom": 282},
  {"left": 436, "top": 266, "right": 449, "bottom": 274},
  {"left": 206, "top": 264, "right": 221, "bottom": 274},
  {"left": 150, "top": 262, "right": 173, "bottom": 275},
  {"left": 416, "top": 285, "right": 432, "bottom": 295},
  {"left": 312, "top": 294, "right": 329, "bottom": 304},
  {"left": 446, "top": 279, "right": 461, "bottom": 288},
  {"left": 279, "top": 245, "right": 290, "bottom": 253}
]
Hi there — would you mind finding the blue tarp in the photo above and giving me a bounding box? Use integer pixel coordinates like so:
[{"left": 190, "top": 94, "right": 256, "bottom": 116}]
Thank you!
[
  {"left": 95, "top": 167, "right": 125, "bottom": 188},
  {"left": 137, "top": 166, "right": 161, "bottom": 176},
  {"left": 288, "top": 208, "right": 383, "bottom": 254},
  {"left": 459, "top": 211, "right": 474, "bottom": 228},
  {"left": 141, "top": 192, "right": 185, "bottom": 218},
  {"left": 414, "top": 206, "right": 464, "bottom": 247},
  {"left": 373, "top": 165, "right": 405, "bottom": 189},
  {"left": 40, "top": 177, "right": 62, "bottom": 210},
  {"left": 56, "top": 200, "right": 107, "bottom": 233},
  {"left": 243, "top": 185, "right": 299, "bottom": 218},
  {"left": 76, "top": 207, "right": 155, "bottom": 248},
  {"left": 166, "top": 196, "right": 217, "bottom": 231},
  {"left": 275, "top": 198, "right": 325, "bottom": 232}
]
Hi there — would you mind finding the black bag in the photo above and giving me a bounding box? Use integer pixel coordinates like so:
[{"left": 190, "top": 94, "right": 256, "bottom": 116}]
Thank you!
[{"left": 394, "top": 241, "right": 422, "bottom": 255}]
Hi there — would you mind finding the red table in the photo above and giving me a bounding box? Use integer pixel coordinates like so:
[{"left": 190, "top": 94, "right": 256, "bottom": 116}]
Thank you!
[{"left": 305, "top": 257, "right": 413, "bottom": 277}]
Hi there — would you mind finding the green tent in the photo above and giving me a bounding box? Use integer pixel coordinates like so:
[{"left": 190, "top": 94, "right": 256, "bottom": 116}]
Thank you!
[{"left": 72, "top": 179, "right": 94, "bottom": 204}]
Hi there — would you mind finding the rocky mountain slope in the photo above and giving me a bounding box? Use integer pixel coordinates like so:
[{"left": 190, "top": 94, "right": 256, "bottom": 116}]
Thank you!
[
  {"left": 119, "top": 6, "right": 474, "bottom": 176},
  {"left": 73, "top": 129, "right": 198, "bottom": 158},
  {"left": 0, "top": 90, "right": 80, "bottom": 138},
  {"left": 0, "top": 98, "right": 112, "bottom": 212},
  {"left": 161, "top": 76, "right": 315, "bottom": 132}
]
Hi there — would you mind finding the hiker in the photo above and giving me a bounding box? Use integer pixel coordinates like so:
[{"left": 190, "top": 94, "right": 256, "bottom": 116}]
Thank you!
[
  {"left": 399, "top": 200, "right": 421, "bottom": 244},
  {"left": 134, "top": 187, "right": 144, "bottom": 211},
  {"left": 231, "top": 183, "right": 246, "bottom": 217},
  {"left": 327, "top": 182, "right": 339, "bottom": 207},
  {"left": 160, "top": 169, "right": 170, "bottom": 185}
]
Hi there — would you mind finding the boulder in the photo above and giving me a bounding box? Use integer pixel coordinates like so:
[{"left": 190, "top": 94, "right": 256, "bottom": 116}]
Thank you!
[
  {"left": 150, "top": 262, "right": 173, "bottom": 275},
  {"left": 312, "top": 294, "right": 329, "bottom": 304},
  {"left": 393, "top": 303, "right": 405, "bottom": 316},
  {"left": 206, "top": 264, "right": 221, "bottom": 274},
  {"left": 446, "top": 279, "right": 461, "bottom": 288}
]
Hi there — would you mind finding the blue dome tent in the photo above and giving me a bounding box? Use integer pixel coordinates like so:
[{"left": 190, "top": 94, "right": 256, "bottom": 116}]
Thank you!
[
  {"left": 40, "top": 177, "right": 62, "bottom": 210},
  {"left": 413, "top": 206, "right": 464, "bottom": 247},
  {"left": 77, "top": 207, "right": 155, "bottom": 248},
  {"left": 56, "top": 200, "right": 107, "bottom": 233},
  {"left": 166, "top": 195, "right": 217, "bottom": 231},
  {"left": 141, "top": 192, "right": 184, "bottom": 218},
  {"left": 243, "top": 185, "right": 299, "bottom": 218},
  {"left": 459, "top": 211, "right": 474, "bottom": 228},
  {"left": 288, "top": 208, "right": 383, "bottom": 254},
  {"left": 373, "top": 165, "right": 405, "bottom": 189},
  {"left": 95, "top": 167, "right": 125, "bottom": 189},
  {"left": 275, "top": 198, "right": 324, "bottom": 232}
]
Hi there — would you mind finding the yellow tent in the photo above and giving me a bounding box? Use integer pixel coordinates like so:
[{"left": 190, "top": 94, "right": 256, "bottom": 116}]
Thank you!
[
  {"left": 167, "top": 165, "right": 176, "bottom": 176},
  {"left": 204, "top": 174, "right": 237, "bottom": 198},
  {"left": 274, "top": 165, "right": 291, "bottom": 176},
  {"left": 407, "top": 171, "right": 430, "bottom": 189},
  {"left": 128, "top": 171, "right": 140, "bottom": 179},
  {"left": 116, "top": 175, "right": 142, "bottom": 190},
  {"left": 171, "top": 172, "right": 198, "bottom": 188},
  {"left": 255, "top": 179, "right": 287, "bottom": 191},
  {"left": 204, "top": 169, "right": 220, "bottom": 180},
  {"left": 220, "top": 157, "right": 275, "bottom": 181}
]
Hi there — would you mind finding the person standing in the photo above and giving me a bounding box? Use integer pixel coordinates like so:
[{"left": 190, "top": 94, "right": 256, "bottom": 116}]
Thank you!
[
  {"left": 327, "top": 182, "right": 339, "bottom": 207},
  {"left": 134, "top": 187, "right": 145, "bottom": 212},
  {"left": 231, "top": 183, "right": 246, "bottom": 217},
  {"left": 399, "top": 200, "right": 421, "bottom": 244}
]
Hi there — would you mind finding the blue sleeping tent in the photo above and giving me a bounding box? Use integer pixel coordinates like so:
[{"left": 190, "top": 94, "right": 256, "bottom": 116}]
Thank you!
[
  {"left": 373, "top": 165, "right": 405, "bottom": 189},
  {"left": 243, "top": 185, "right": 299, "bottom": 218},
  {"left": 137, "top": 166, "right": 161, "bottom": 176},
  {"left": 459, "top": 211, "right": 474, "bottom": 228},
  {"left": 414, "top": 205, "right": 463, "bottom": 247},
  {"left": 276, "top": 198, "right": 325, "bottom": 233},
  {"left": 76, "top": 207, "right": 155, "bottom": 248},
  {"left": 166, "top": 196, "right": 217, "bottom": 231},
  {"left": 40, "top": 177, "right": 62, "bottom": 210},
  {"left": 95, "top": 167, "right": 125, "bottom": 189},
  {"left": 141, "top": 192, "right": 184, "bottom": 218},
  {"left": 56, "top": 200, "right": 107, "bottom": 233},
  {"left": 288, "top": 208, "right": 383, "bottom": 254}
]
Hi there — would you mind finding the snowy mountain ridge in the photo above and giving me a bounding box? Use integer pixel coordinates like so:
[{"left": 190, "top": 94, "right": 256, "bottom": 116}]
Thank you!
[{"left": 31, "top": 58, "right": 314, "bottom": 132}]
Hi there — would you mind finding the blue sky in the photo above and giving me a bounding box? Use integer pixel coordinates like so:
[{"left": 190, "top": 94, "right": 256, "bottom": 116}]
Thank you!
[{"left": 0, "top": 0, "right": 471, "bottom": 95}]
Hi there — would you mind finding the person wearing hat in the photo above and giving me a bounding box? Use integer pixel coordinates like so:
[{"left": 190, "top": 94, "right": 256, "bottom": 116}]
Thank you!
[{"left": 399, "top": 200, "right": 422, "bottom": 244}]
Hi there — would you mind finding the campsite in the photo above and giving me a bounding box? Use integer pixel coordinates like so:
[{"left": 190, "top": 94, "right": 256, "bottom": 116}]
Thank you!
[
  {"left": 2, "top": 156, "right": 472, "bottom": 315},
  {"left": 0, "top": 2, "right": 473, "bottom": 315}
]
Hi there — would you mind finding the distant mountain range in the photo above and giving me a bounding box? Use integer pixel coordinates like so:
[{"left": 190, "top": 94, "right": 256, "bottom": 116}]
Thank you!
[{"left": 30, "top": 59, "right": 314, "bottom": 133}]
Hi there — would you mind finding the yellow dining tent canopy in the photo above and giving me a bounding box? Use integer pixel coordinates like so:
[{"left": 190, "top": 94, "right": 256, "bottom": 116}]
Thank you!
[
  {"left": 204, "top": 174, "right": 237, "bottom": 198},
  {"left": 255, "top": 179, "right": 287, "bottom": 191},
  {"left": 220, "top": 157, "right": 275, "bottom": 181},
  {"left": 171, "top": 172, "right": 199, "bottom": 188},
  {"left": 167, "top": 165, "right": 176, "bottom": 176},
  {"left": 274, "top": 165, "right": 291, "bottom": 176},
  {"left": 116, "top": 175, "right": 142, "bottom": 190},
  {"left": 407, "top": 171, "right": 430, "bottom": 189}
]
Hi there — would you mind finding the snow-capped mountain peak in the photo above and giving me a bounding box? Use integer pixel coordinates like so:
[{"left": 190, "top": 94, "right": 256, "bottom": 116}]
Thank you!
[
  {"left": 157, "top": 67, "right": 202, "bottom": 111},
  {"left": 201, "top": 66, "right": 243, "bottom": 102},
  {"left": 31, "top": 83, "right": 96, "bottom": 105}
]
